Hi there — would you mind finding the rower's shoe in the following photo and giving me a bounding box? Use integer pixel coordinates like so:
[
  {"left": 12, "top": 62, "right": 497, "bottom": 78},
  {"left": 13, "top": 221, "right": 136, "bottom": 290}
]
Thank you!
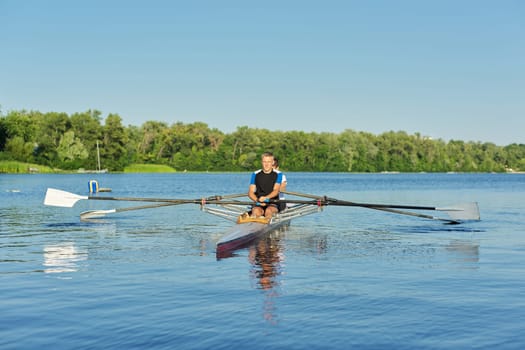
[
  {"left": 237, "top": 214, "right": 271, "bottom": 224},
  {"left": 237, "top": 212, "right": 254, "bottom": 224}
]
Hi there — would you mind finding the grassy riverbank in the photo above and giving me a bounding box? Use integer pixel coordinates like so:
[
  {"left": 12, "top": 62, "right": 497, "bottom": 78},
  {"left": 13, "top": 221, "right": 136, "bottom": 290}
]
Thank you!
[
  {"left": 0, "top": 161, "right": 178, "bottom": 174},
  {"left": 0, "top": 161, "right": 62, "bottom": 174},
  {"left": 123, "top": 164, "right": 176, "bottom": 173}
]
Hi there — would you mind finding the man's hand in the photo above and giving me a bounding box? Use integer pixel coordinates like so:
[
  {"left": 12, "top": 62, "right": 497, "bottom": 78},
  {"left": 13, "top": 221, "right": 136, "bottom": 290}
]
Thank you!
[{"left": 257, "top": 196, "right": 269, "bottom": 206}]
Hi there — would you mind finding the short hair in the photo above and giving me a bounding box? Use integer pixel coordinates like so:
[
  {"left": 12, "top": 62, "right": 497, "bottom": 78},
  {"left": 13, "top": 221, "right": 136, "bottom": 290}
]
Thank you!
[
  {"left": 273, "top": 157, "right": 280, "bottom": 167},
  {"left": 261, "top": 152, "right": 274, "bottom": 159}
]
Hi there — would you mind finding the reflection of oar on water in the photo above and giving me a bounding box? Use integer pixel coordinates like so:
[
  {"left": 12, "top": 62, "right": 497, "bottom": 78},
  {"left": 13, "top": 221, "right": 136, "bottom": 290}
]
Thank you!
[{"left": 282, "top": 190, "right": 480, "bottom": 224}]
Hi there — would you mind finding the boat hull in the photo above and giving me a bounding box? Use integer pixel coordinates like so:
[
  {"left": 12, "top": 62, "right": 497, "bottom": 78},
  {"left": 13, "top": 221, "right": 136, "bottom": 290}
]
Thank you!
[{"left": 216, "top": 220, "right": 289, "bottom": 257}]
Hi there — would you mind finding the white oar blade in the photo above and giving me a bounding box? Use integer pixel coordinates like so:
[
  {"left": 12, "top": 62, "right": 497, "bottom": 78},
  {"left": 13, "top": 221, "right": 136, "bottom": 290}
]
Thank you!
[
  {"left": 44, "top": 188, "right": 87, "bottom": 207},
  {"left": 438, "top": 202, "right": 480, "bottom": 221},
  {"left": 80, "top": 209, "right": 116, "bottom": 219}
]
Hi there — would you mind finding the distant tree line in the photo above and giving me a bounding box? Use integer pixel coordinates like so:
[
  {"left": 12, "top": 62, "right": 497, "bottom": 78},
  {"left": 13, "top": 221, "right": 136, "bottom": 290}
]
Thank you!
[{"left": 1, "top": 109, "right": 524, "bottom": 172}]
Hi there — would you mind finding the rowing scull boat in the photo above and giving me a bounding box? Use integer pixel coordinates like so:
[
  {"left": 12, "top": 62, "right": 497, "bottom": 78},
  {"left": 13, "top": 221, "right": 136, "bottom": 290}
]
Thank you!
[
  {"left": 202, "top": 202, "right": 323, "bottom": 256},
  {"left": 43, "top": 188, "right": 480, "bottom": 256},
  {"left": 216, "top": 220, "right": 288, "bottom": 257}
]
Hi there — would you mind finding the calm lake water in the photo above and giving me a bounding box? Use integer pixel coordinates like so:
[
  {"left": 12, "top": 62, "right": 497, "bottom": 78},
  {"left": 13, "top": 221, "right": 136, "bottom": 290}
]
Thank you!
[{"left": 1, "top": 173, "right": 524, "bottom": 349}]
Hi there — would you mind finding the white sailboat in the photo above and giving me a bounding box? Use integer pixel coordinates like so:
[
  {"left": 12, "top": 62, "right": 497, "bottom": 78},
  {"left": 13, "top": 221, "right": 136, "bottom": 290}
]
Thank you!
[
  {"left": 95, "top": 140, "right": 108, "bottom": 173},
  {"left": 77, "top": 140, "right": 108, "bottom": 174}
]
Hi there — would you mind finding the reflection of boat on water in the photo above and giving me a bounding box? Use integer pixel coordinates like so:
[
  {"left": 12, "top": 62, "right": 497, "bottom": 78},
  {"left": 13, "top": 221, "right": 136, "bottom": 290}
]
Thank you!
[
  {"left": 43, "top": 242, "right": 87, "bottom": 273},
  {"left": 248, "top": 229, "right": 286, "bottom": 324},
  {"left": 249, "top": 229, "right": 286, "bottom": 290}
]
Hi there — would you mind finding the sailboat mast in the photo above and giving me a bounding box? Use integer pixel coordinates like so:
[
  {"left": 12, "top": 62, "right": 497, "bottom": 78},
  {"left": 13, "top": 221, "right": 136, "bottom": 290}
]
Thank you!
[{"left": 96, "top": 140, "right": 101, "bottom": 172}]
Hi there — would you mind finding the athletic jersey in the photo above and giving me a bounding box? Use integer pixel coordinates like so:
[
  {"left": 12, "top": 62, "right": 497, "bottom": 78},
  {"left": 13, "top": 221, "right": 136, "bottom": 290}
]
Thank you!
[
  {"left": 250, "top": 169, "right": 283, "bottom": 199},
  {"left": 277, "top": 172, "right": 287, "bottom": 200},
  {"left": 275, "top": 170, "right": 287, "bottom": 211}
]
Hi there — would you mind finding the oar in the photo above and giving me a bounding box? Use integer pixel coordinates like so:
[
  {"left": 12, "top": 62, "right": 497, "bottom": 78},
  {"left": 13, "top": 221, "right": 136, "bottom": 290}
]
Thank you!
[
  {"left": 282, "top": 190, "right": 480, "bottom": 223},
  {"left": 44, "top": 188, "right": 247, "bottom": 208},
  {"left": 45, "top": 188, "right": 479, "bottom": 223},
  {"left": 79, "top": 191, "right": 248, "bottom": 219},
  {"left": 361, "top": 206, "right": 461, "bottom": 224},
  {"left": 80, "top": 202, "right": 182, "bottom": 220}
]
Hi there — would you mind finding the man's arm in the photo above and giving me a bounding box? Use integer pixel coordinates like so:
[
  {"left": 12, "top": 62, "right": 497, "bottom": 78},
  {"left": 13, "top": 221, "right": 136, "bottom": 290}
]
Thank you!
[
  {"left": 248, "top": 184, "right": 258, "bottom": 201},
  {"left": 280, "top": 174, "right": 287, "bottom": 192}
]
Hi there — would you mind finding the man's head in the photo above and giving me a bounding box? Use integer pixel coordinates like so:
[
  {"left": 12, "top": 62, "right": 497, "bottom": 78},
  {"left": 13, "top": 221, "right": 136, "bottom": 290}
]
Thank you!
[
  {"left": 261, "top": 152, "right": 274, "bottom": 173},
  {"left": 273, "top": 157, "right": 280, "bottom": 169}
]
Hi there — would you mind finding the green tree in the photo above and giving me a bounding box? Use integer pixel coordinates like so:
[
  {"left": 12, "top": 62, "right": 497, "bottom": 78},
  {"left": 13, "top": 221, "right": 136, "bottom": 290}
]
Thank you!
[
  {"left": 137, "top": 121, "right": 169, "bottom": 163},
  {"left": 70, "top": 110, "right": 103, "bottom": 169},
  {"left": 165, "top": 122, "right": 224, "bottom": 171},
  {"left": 1, "top": 107, "right": 522, "bottom": 173},
  {"left": 0, "top": 117, "right": 7, "bottom": 153},
  {"left": 102, "top": 114, "right": 128, "bottom": 170},
  {"left": 125, "top": 125, "right": 142, "bottom": 164},
  {"left": 222, "top": 126, "right": 263, "bottom": 170},
  {"left": 2, "top": 110, "right": 37, "bottom": 142},
  {"left": 1, "top": 111, "right": 36, "bottom": 162},
  {"left": 56, "top": 130, "right": 89, "bottom": 169},
  {"left": 5, "top": 136, "right": 34, "bottom": 161},
  {"left": 281, "top": 131, "right": 317, "bottom": 171},
  {"left": 503, "top": 143, "right": 525, "bottom": 171},
  {"left": 33, "top": 111, "right": 71, "bottom": 165}
]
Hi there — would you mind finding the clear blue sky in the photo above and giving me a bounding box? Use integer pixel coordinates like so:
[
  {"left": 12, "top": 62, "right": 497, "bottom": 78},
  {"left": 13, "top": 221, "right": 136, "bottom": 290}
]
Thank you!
[{"left": 1, "top": 0, "right": 523, "bottom": 145}]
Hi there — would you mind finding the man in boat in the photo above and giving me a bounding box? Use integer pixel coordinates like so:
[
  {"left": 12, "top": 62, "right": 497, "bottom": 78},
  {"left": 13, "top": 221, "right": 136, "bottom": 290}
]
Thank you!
[
  {"left": 273, "top": 157, "right": 287, "bottom": 212},
  {"left": 248, "top": 152, "right": 283, "bottom": 219}
]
